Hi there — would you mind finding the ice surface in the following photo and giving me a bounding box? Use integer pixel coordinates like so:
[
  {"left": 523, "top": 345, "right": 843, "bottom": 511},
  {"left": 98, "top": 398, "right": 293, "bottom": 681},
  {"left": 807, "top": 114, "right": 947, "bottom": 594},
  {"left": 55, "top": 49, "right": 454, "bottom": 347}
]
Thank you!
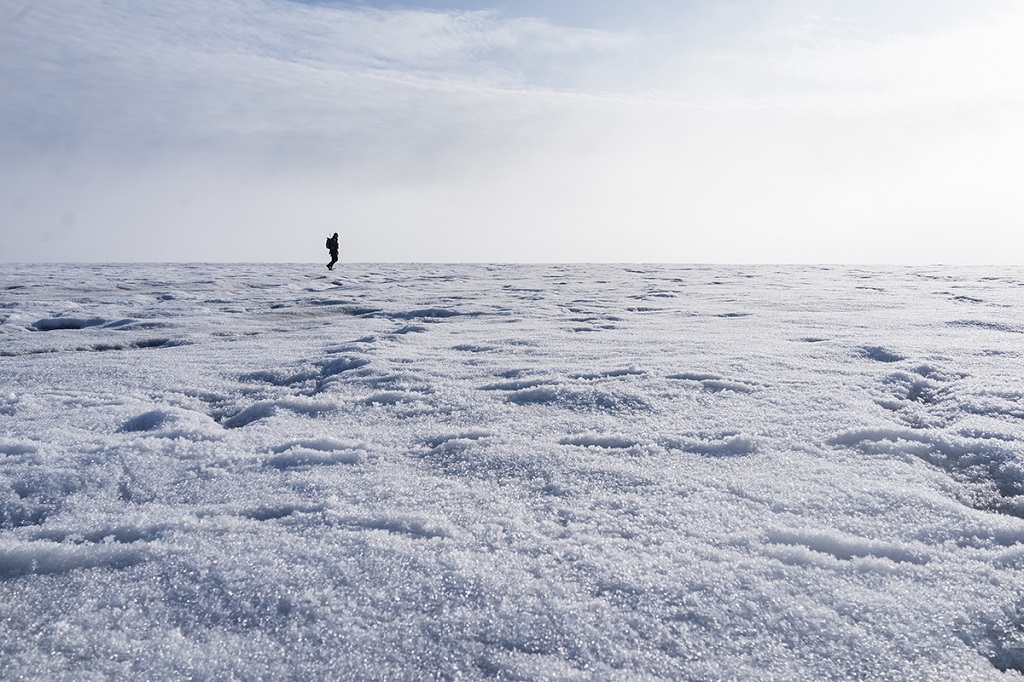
[{"left": 1, "top": 263, "right": 1024, "bottom": 679}]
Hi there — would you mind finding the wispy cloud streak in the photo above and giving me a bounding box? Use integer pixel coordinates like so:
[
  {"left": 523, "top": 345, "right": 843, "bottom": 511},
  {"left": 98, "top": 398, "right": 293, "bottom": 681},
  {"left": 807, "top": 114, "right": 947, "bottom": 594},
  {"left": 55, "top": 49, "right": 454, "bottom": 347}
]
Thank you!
[{"left": 1, "top": 0, "right": 625, "bottom": 157}]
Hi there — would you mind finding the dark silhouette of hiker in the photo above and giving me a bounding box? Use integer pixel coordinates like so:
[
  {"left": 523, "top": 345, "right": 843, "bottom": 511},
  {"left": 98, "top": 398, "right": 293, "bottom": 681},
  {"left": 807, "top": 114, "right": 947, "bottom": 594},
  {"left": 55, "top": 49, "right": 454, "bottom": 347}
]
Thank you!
[{"left": 326, "top": 232, "right": 339, "bottom": 270}]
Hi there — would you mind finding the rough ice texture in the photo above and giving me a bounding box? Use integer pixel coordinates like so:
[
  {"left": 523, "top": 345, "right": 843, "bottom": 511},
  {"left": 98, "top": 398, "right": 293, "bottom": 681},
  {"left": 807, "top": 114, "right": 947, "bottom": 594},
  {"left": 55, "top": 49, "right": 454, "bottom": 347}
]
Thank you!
[{"left": 1, "top": 263, "right": 1024, "bottom": 680}]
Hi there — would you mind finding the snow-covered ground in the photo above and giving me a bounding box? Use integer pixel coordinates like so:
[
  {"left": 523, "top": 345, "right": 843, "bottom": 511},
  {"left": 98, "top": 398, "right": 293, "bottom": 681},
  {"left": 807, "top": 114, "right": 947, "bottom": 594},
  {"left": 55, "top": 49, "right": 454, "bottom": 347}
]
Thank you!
[{"left": 2, "top": 263, "right": 1024, "bottom": 679}]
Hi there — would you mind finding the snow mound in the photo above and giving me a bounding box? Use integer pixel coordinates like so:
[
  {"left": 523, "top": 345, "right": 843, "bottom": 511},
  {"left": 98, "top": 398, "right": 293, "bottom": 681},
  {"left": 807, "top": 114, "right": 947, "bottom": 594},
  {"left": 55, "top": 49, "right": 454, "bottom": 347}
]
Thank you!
[
  {"left": 119, "top": 408, "right": 222, "bottom": 440},
  {"left": 265, "top": 439, "right": 364, "bottom": 469},
  {"left": 507, "top": 385, "right": 650, "bottom": 412},
  {"left": 663, "top": 431, "right": 758, "bottom": 456},
  {"left": 221, "top": 398, "right": 336, "bottom": 428}
]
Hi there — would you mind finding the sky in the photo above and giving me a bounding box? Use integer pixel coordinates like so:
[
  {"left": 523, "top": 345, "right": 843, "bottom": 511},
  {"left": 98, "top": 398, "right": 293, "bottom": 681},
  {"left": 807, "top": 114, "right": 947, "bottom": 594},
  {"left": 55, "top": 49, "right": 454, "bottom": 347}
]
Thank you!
[{"left": 1, "top": 0, "right": 1023, "bottom": 263}]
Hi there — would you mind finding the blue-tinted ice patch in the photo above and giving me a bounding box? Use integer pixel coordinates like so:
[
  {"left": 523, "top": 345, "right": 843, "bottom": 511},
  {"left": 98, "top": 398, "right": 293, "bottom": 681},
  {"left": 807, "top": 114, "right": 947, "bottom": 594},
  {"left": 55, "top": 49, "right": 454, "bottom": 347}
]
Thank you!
[
  {"left": 100, "top": 318, "right": 139, "bottom": 329},
  {"left": 120, "top": 410, "right": 173, "bottom": 432},
  {"left": 319, "top": 356, "right": 370, "bottom": 378},
  {"left": 0, "top": 440, "right": 38, "bottom": 456},
  {"left": 236, "top": 503, "right": 328, "bottom": 521},
  {"left": 382, "top": 308, "right": 464, "bottom": 320},
  {"left": 452, "top": 343, "right": 496, "bottom": 352},
  {"left": 0, "top": 540, "right": 150, "bottom": 579},
  {"left": 31, "top": 317, "right": 107, "bottom": 331},
  {"left": 947, "top": 320, "right": 1022, "bottom": 334}
]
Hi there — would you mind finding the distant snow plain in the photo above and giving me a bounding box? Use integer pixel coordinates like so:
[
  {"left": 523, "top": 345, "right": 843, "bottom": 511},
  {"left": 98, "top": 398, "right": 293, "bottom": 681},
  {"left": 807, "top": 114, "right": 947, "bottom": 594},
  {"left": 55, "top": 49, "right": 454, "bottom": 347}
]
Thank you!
[{"left": 2, "top": 263, "right": 1024, "bottom": 680}]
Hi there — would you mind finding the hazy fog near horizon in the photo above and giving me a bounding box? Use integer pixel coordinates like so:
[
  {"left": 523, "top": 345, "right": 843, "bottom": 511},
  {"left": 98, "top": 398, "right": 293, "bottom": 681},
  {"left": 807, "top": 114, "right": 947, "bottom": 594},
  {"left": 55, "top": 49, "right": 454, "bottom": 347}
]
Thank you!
[{"left": 2, "top": 0, "right": 1022, "bottom": 264}]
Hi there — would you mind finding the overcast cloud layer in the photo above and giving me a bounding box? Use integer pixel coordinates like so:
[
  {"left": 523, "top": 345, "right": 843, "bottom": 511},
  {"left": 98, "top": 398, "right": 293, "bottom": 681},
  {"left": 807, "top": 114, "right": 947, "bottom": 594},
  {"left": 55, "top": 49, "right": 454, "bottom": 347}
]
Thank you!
[{"left": 2, "top": 0, "right": 1023, "bottom": 262}]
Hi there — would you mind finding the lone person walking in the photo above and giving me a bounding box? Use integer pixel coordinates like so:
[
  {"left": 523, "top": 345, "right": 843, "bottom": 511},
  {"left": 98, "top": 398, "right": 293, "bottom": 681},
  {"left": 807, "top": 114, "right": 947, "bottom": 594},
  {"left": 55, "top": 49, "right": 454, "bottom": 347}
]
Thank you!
[{"left": 326, "top": 232, "right": 339, "bottom": 270}]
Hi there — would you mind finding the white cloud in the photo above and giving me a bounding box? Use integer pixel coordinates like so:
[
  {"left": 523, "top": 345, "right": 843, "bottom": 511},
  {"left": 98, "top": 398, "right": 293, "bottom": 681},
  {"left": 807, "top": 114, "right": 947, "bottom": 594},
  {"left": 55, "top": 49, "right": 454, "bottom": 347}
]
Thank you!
[
  {"left": 0, "top": 0, "right": 625, "bottom": 156},
  {"left": 2, "top": 0, "right": 1022, "bottom": 263},
  {"left": 757, "top": 4, "right": 1024, "bottom": 111}
]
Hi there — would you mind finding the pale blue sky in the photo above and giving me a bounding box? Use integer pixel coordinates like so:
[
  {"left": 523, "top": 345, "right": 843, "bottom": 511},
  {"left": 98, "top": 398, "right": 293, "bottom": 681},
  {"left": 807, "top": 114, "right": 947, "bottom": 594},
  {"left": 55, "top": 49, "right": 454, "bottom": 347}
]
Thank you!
[{"left": 2, "top": 0, "right": 1022, "bottom": 262}]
